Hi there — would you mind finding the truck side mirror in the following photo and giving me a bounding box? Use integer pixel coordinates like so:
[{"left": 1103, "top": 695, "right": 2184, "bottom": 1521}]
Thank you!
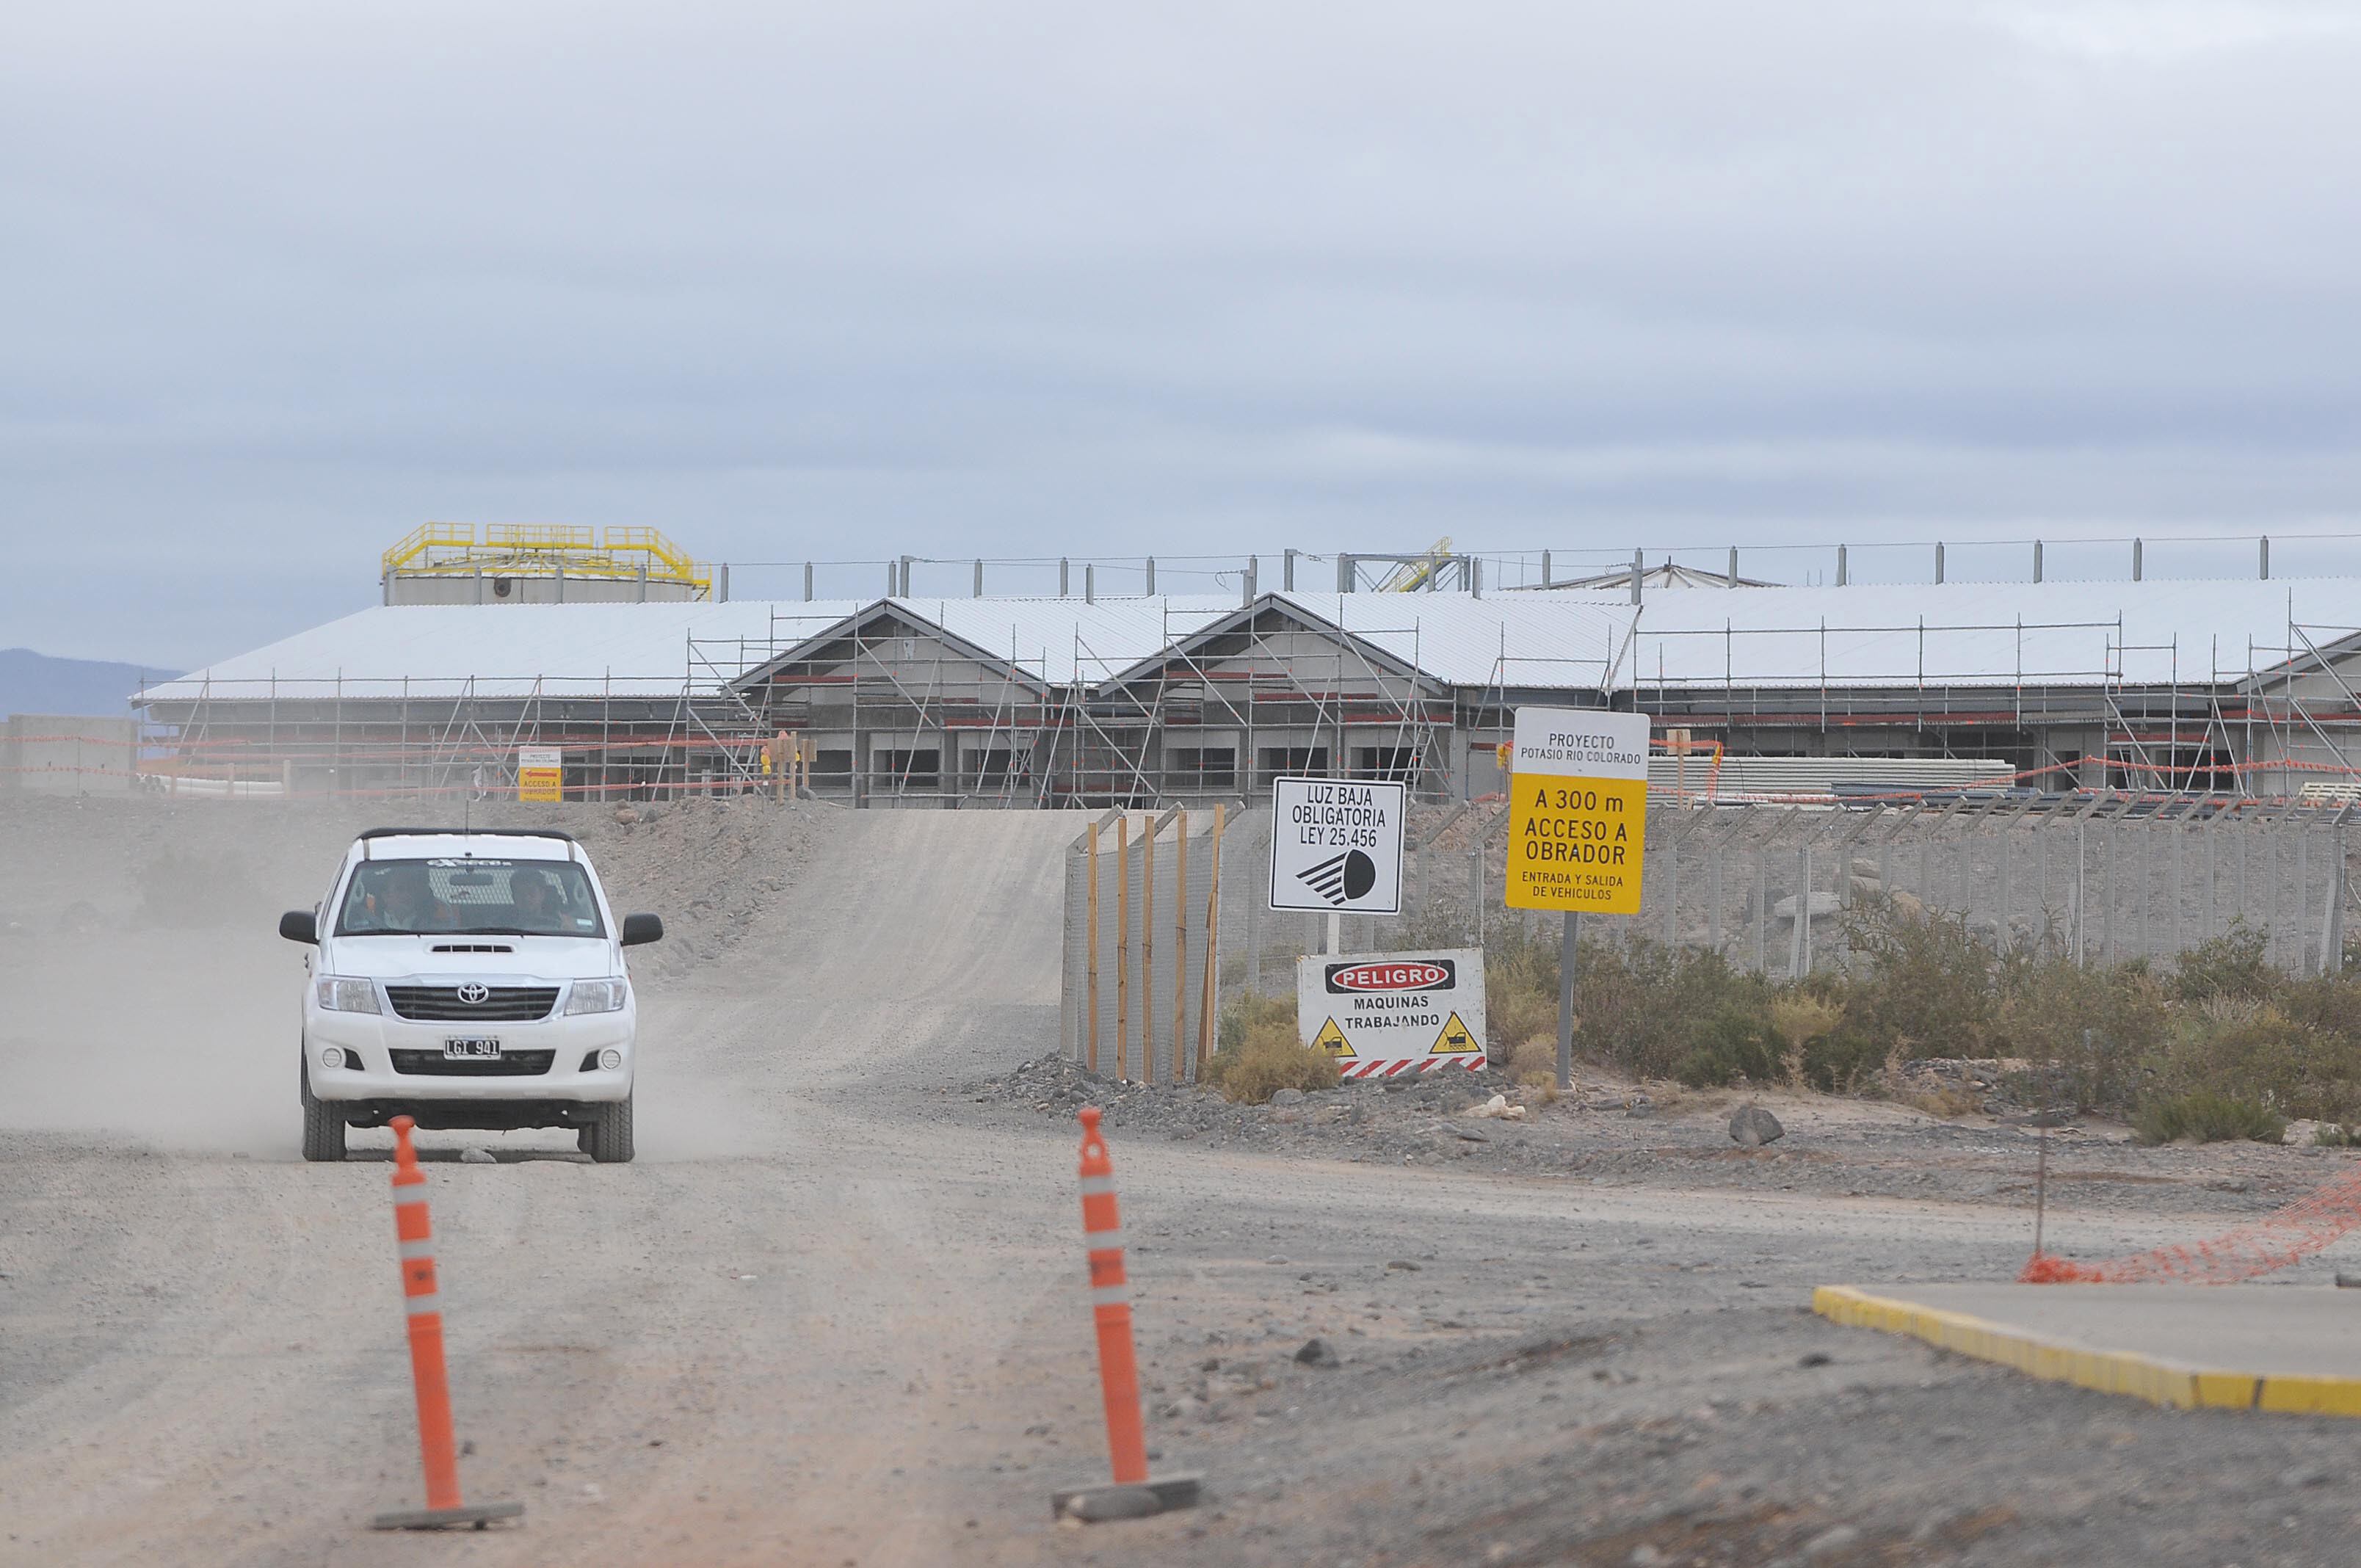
[
  {"left": 278, "top": 910, "right": 319, "bottom": 944},
  {"left": 620, "top": 913, "right": 664, "bottom": 946}
]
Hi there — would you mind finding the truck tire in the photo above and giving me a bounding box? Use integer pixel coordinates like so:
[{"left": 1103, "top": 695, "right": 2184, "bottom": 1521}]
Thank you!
[
  {"left": 582, "top": 1093, "right": 634, "bottom": 1164},
  {"left": 300, "top": 1061, "right": 347, "bottom": 1163}
]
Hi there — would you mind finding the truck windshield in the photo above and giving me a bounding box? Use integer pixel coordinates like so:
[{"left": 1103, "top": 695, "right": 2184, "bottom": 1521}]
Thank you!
[{"left": 336, "top": 858, "right": 606, "bottom": 937}]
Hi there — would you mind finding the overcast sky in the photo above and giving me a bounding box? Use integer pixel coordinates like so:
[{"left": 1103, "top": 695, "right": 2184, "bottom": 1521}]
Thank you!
[{"left": 6, "top": 0, "right": 2360, "bottom": 667}]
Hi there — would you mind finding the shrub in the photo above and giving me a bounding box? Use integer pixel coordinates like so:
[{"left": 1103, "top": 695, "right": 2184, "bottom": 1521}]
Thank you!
[
  {"left": 1205, "top": 990, "right": 1341, "bottom": 1103},
  {"left": 1489, "top": 984, "right": 1560, "bottom": 1067},
  {"left": 1201, "top": 1039, "right": 1341, "bottom": 1103},
  {"left": 1768, "top": 992, "right": 1844, "bottom": 1086},
  {"left": 1506, "top": 1034, "right": 1559, "bottom": 1081},
  {"left": 1571, "top": 937, "right": 1769, "bottom": 1081},
  {"left": 1798, "top": 1026, "right": 1891, "bottom": 1094},
  {"left": 1216, "top": 991, "right": 1295, "bottom": 1053},
  {"left": 1839, "top": 897, "right": 1997, "bottom": 1059},
  {"left": 1998, "top": 954, "right": 2167, "bottom": 1113},
  {"left": 2173, "top": 923, "right": 2279, "bottom": 1004},
  {"left": 1673, "top": 1003, "right": 1780, "bottom": 1087},
  {"left": 2146, "top": 998, "right": 2361, "bottom": 1124},
  {"left": 2275, "top": 970, "right": 2361, "bottom": 1049},
  {"left": 2133, "top": 1092, "right": 2286, "bottom": 1146}
]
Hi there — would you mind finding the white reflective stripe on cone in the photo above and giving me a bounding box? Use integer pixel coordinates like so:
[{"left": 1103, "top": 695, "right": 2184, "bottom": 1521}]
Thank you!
[
  {"left": 404, "top": 1293, "right": 442, "bottom": 1316},
  {"left": 1078, "top": 1177, "right": 1117, "bottom": 1197},
  {"left": 1083, "top": 1228, "right": 1126, "bottom": 1253},
  {"left": 1089, "top": 1285, "right": 1130, "bottom": 1307},
  {"left": 398, "top": 1238, "right": 436, "bottom": 1260}
]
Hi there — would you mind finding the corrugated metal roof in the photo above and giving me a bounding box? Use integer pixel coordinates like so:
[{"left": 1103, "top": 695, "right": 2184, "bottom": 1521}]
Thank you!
[
  {"left": 1617, "top": 578, "right": 2357, "bottom": 690},
  {"left": 140, "top": 601, "right": 871, "bottom": 702},
  {"left": 868, "top": 596, "right": 1244, "bottom": 686},
  {"left": 140, "top": 578, "right": 2361, "bottom": 707},
  {"left": 1269, "top": 592, "right": 1633, "bottom": 691}
]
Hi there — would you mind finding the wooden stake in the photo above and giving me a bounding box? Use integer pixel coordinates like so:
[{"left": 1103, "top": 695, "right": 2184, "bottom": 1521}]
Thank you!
[
  {"left": 1197, "top": 804, "right": 1225, "bottom": 1072},
  {"left": 1142, "top": 819, "right": 1157, "bottom": 1086},
  {"left": 1087, "top": 821, "right": 1102, "bottom": 1074},
  {"left": 1173, "top": 809, "right": 1189, "bottom": 1083},
  {"left": 1115, "top": 816, "right": 1130, "bottom": 1082}
]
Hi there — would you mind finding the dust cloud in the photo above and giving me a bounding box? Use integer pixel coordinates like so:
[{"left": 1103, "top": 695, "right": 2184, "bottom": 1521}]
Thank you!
[
  {"left": 0, "top": 799, "right": 336, "bottom": 1155},
  {"left": 0, "top": 794, "right": 814, "bottom": 1160}
]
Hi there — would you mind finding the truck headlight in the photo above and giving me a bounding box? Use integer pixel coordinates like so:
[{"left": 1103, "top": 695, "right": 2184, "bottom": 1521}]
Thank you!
[
  {"left": 316, "top": 976, "right": 381, "bottom": 1014},
  {"left": 567, "top": 979, "right": 629, "bottom": 1015}
]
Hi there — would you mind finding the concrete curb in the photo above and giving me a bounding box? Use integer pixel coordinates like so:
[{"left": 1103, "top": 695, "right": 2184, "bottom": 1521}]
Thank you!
[{"left": 1812, "top": 1284, "right": 2361, "bottom": 1418}]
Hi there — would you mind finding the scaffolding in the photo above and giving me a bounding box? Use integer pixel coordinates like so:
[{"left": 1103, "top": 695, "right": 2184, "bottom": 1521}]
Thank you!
[{"left": 115, "top": 591, "right": 2361, "bottom": 811}]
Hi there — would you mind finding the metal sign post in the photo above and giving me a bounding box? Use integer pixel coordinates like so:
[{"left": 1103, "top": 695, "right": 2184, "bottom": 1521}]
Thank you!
[{"left": 1557, "top": 910, "right": 1580, "bottom": 1092}]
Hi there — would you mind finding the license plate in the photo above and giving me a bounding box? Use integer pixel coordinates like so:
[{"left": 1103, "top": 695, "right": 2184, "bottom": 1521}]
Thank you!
[{"left": 443, "top": 1037, "right": 502, "bottom": 1059}]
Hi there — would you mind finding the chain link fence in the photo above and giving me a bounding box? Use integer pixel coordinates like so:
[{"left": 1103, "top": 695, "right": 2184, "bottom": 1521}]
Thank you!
[
  {"left": 1062, "top": 798, "right": 2360, "bottom": 1084},
  {"left": 1410, "top": 799, "right": 2357, "bottom": 980}
]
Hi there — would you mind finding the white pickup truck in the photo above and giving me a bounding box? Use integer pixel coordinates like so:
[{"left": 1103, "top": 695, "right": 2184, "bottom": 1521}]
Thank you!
[{"left": 278, "top": 827, "right": 663, "bottom": 1163}]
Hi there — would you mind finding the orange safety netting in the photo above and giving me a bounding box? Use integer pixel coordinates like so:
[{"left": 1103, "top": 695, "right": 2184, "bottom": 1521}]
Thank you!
[{"left": 2020, "top": 1163, "right": 2361, "bottom": 1285}]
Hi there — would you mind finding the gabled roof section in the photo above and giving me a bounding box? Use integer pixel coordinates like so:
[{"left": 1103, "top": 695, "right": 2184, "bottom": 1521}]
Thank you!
[
  {"left": 1100, "top": 591, "right": 1633, "bottom": 696},
  {"left": 1096, "top": 595, "right": 1435, "bottom": 696},
  {"left": 729, "top": 595, "right": 1246, "bottom": 694}
]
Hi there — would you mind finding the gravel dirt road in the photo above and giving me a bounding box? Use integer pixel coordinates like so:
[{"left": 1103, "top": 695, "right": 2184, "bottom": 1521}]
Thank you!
[{"left": 8, "top": 799, "right": 2361, "bottom": 1567}]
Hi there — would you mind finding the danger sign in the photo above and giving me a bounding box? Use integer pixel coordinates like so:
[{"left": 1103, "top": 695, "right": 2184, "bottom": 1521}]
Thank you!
[
  {"left": 1504, "top": 708, "right": 1650, "bottom": 915},
  {"left": 1296, "top": 947, "right": 1486, "bottom": 1078}
]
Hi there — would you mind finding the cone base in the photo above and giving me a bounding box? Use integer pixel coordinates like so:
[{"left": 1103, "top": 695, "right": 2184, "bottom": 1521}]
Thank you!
[
  {"left": 369, "top": 1500, "right": 526, "bottom": 1531},
  {"left": 1051, "top": 1474, "right": 1202, "bottom": 1522}
]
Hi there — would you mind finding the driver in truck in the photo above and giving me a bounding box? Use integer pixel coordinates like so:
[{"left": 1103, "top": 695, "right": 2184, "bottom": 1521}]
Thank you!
[{"left": 374, "top": 863, "right": 452, "bottom": 933}]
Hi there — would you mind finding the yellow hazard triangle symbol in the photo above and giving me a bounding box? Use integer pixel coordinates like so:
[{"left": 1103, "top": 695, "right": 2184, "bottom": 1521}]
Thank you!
[
  {"left": 1429, "top": 1012, "right": 1480, "bottom": 1055},
  {"left": 1311, "top": 1017, "right": 1354, "bottom": 1059}
]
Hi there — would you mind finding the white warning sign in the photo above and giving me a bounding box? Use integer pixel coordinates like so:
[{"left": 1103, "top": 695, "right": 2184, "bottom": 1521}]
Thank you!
[
  {"left": 1296, "top": 948, "right": 1487, "bottom": 1078},
  {"left": 1268, "top": 777, "right": 1407, "bottom": 915}
]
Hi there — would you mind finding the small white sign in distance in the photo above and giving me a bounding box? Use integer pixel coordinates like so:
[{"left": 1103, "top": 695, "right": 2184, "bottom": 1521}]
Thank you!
[
  {"left": 1268, "top": 777, "right": 1407, "bottom": 914},
  {"left": 1509, "top": 708, "right": 1650, "bottom": 780},
  {"left": 1296, "top": 948, "right": 1487, "bottom": 1077}
]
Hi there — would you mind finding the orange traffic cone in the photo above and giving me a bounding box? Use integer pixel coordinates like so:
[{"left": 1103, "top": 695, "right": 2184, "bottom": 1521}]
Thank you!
[
  {"left": 1051, "top": 1107, "right": 1200, "bottom": 1522},
  {"left": 369, "top": 1116, "right": 524, "bottom": 1531}
]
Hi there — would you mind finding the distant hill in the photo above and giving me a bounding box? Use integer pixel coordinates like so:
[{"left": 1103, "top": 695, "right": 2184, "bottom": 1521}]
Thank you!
[{"left": 0, "top": 648, "right": 178, "bottom": 719}]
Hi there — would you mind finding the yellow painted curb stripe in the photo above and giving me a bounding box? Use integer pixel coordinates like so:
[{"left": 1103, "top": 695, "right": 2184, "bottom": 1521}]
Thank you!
[{"left": 1810, "top": 1285, "right": 2361, "bottom": 1418}]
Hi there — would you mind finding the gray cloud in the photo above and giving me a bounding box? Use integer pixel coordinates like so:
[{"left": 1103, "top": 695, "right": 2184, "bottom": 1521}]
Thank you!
[{"left": 3, "top": 1, "right": 2357, "bottom": 664}]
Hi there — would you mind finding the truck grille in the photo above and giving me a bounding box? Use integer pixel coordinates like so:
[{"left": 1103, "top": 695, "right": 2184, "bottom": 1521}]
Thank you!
[
  {"left": 385, "top": 985, "right": 559, "bottom": 1022},
  {"left": 389, "top": 1050, "right": 556, "bottom": 1077}
]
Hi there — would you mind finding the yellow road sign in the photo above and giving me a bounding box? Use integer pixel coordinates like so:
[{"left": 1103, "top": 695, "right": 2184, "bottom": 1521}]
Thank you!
[
  {"left": 517, "top": 747, "right": 563, "bottom": 804},
  {"left": 1311, "top": 1017, "right": 1354, "bottom": 1059},
  {"left": 1502, "top": 708, "right": 1651, "bottom": 915}
]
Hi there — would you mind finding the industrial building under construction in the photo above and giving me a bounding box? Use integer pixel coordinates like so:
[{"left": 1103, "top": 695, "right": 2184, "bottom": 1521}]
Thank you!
[{"left": 76, "top": 526, "right": 2361, "bottom": 807}]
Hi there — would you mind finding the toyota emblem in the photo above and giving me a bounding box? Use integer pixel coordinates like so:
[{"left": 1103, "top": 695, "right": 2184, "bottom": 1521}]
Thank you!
[{"left": 457, "top": 982, "right": 491, "bottom": 1005}]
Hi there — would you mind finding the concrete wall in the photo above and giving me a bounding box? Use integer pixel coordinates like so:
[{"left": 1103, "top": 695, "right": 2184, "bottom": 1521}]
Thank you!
[{"left": 2, "top": 714, "right": 139, "bottom": 794}]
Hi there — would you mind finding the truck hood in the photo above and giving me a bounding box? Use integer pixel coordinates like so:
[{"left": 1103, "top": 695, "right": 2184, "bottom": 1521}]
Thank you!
[{"left": 322, "top": 933, "right": 623, "bottom": 982}]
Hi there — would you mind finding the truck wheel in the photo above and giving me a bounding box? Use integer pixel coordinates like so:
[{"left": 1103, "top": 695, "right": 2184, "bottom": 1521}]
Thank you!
[
  {"left": 300, "top": 1062, "right": 347, "bottom": 1163},
  {"left": 583, "top": 1093, "right": 634, "bottom": 1164}
]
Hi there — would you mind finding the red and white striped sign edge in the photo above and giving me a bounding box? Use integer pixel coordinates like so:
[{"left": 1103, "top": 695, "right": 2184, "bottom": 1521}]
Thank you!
[{"left": 1340, "top": 1056, "right": 1485, "bottom": 1078}]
